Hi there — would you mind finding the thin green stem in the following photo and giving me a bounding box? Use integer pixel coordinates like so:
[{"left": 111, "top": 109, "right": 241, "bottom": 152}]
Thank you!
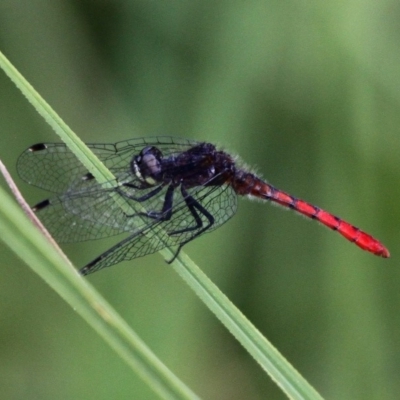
[{"left": 0, "top": 49, "right": 324, "bottom": 400}]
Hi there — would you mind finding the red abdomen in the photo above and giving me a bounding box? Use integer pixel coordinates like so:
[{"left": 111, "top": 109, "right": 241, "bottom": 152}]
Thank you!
[{"left": 232, "top": 173, "right": 389, "bottom": 258}]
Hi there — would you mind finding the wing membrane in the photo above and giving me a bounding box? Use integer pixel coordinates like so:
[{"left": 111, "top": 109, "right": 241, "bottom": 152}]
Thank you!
[
  {"left": 17, "top": 136, "right": 238, "bottom": 275},
  {"left": 17, "top": 136, "right": 199, "bottom": 193},
  {"left": 80, "top": 180, "right": 237, "bottom": 274}
]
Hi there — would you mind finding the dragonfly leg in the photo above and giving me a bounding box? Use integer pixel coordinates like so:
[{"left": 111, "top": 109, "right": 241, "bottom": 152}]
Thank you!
[
  {"left": 116, "top": 183, "right": 173, "bottom": 219},
  {"left": 166, "top": 186, "right": 215, "bottom": 263},
  {"left": 118, "top": 182, "right": 164, "bottom": 202},
  {"left": 128, "top": 184, "right": 175, "bottom": 221},
  {"left": 144, "top": 184, "right": 175, "bottom": 220}
]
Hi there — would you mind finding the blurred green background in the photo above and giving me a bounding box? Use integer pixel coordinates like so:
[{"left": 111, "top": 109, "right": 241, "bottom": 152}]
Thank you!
[{"left": 0, "top": 1, "right": 399, "bottom": 399}]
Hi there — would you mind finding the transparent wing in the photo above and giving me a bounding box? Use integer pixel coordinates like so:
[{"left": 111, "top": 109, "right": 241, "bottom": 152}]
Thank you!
[
  {"left": 80, "top": 181, "right": 238, "bottom": 275},
  {"left": 17, "top": 136, "right": 238, "bottom": 275},
  {"left": 17, "top": 136, "right": 200, "bottom": 194},
  {"left": 32, "top": 163, "right": 237, "bottom": 244},
  {"left": 32, "top": 167, "right": 176, "bottom": 242}
]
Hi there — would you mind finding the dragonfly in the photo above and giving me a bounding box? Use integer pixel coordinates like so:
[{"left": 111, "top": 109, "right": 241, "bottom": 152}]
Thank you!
[{"left": 17, "top": 136, "right": 389, "bottom": 275}]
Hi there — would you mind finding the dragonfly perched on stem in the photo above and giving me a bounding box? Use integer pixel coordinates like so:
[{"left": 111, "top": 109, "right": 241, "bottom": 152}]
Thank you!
[{"left": 17, "top": 136, "right": 389, "bottom": 275}]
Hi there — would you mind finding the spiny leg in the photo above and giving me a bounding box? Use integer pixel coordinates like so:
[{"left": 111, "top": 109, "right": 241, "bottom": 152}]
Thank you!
[
  {"left": 118, "top": 182, "right": 164, "bottom": 202},
  {"left": 145, "top": 184, "right": 175, "bottom": 220},
  {"left": 167, "top": 186, "right": 215, "bottom": 263},
  {"left": 116, "top": 182, "right": 175, "bottom": 221}
]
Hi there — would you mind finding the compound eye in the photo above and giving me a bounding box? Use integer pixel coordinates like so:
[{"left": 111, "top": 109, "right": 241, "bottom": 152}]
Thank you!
[
  {"left": 140, "top": 146, "right": 163, "bottom": 159},
  {"left": 131, "top": 146, "right": 163, "bottom": 185}
]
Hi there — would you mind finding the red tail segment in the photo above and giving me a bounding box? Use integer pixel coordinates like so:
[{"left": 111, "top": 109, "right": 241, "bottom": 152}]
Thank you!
[{"left": 232, "top": 173, "right": 390, "bottom": 258}]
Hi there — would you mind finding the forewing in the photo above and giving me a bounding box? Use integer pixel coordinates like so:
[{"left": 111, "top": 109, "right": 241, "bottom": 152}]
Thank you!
[
  {"left": 34, "top": 174, "right": 170, "bottom": 242},
  {"left": 17, "top": 136, "right": 199, "bottom": 193},
  {"left": 17, "top": 142, "right": 119, "bottom": 194}
]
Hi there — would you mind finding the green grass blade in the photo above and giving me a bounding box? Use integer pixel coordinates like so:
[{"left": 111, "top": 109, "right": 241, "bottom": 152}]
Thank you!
[
  {"left": 0, "top": 49, "right": 324, "bottom": 399},
  {"left": 0, "top": 183, "right": 199, "bottom": 400},
  {"left": 0, "top": 50, "right": 112, "bottom": 184},
  {"left": 166, "top": 249, "right": 324, "bottom": 400}
]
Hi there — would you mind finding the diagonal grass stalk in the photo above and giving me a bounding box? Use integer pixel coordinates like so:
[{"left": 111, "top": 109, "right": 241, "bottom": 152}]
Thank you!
[{"left": 0, "top": 50, "right": 324, "bottom": 400}]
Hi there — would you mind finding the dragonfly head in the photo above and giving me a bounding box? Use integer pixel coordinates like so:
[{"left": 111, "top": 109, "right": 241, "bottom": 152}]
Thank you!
[{"left": 131, "top": 146, "right": 163, "bottom": 185}]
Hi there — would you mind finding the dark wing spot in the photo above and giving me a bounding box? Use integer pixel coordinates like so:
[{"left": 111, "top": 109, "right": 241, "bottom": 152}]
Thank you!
[
  {"left": 79, "top": 255, "right": 102, "bottom": 276},
  {"left": 82, "top": 173, "right": 95, "bottom": 181},
  {"left": 29, "top": 143, "right": 47, "bottom": 152},
  {"left": 32, "top": 199, "right": 51, "bottom": 212}
]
